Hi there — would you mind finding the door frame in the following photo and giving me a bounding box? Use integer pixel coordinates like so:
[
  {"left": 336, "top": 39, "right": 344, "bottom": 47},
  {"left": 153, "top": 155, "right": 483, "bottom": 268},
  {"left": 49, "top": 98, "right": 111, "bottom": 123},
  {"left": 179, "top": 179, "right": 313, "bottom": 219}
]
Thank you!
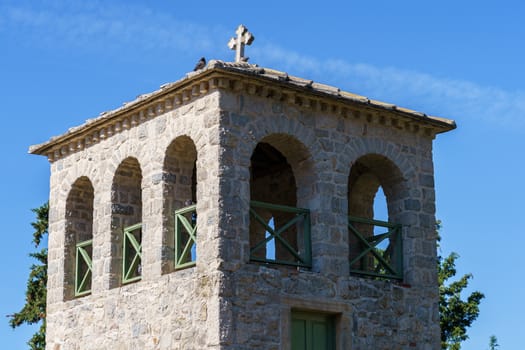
[{"left": 281, "top": 296, "right": 352, "bottom": 349}]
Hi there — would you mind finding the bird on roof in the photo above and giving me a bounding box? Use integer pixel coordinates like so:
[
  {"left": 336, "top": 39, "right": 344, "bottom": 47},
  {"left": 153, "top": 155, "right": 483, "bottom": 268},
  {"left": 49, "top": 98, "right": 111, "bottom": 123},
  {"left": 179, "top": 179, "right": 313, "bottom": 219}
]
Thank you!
[{"left": 193, "top": 57, "right": 206, "bottom": 71}]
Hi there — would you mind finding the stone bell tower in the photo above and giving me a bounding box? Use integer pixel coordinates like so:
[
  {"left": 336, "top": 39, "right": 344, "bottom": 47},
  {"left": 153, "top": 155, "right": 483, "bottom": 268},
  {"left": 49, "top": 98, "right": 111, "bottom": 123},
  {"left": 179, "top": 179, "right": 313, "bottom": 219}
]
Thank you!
[{"left": 30, "top": 25, "right": 455, "bottom": 349}]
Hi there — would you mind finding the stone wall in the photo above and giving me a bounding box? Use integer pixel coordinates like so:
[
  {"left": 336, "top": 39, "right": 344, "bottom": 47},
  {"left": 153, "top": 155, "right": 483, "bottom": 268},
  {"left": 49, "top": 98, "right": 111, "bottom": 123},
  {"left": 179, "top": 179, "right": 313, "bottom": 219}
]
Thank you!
[
  {"left": 216, "top": 89, "right": 440, "bottom": 349},
  {"left": 45, "top": 74, "right": 441, "bottom": 349},
  {"left": 46, "top": 92, "right": 225, "bottom": 349}
]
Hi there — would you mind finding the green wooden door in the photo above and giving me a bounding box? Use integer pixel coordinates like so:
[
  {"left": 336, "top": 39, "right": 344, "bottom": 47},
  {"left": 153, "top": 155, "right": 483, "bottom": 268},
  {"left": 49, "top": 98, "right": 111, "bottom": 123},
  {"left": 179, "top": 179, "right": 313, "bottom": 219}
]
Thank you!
[{"left": 291, "top": 312, "right": 335, "bottom": 350}]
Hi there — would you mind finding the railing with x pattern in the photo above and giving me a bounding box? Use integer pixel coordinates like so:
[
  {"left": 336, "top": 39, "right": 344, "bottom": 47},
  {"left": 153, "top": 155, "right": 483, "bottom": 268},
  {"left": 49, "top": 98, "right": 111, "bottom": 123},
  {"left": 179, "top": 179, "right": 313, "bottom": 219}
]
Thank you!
[
  {"left": 348, "top": 216, "right": 402, "bottom": 280},
  {"left": 122, "top": 223, "right": 142, "bottom": 284},
  {"left": 75, "top": 239, "right": 93, "bottom": 296},
  {"left": 249, "top": 200, "right": 311, "bottom": 268},
  {"left": 174, "top": 204, "right": 197, "bottom": 269}
]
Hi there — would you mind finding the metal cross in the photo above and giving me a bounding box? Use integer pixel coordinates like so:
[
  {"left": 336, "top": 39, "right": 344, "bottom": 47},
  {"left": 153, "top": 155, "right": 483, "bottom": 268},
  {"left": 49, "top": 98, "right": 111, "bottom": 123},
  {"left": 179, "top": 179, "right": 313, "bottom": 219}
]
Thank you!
[{"left": 228, "top": 24, "right": 254, "bottom": 63}]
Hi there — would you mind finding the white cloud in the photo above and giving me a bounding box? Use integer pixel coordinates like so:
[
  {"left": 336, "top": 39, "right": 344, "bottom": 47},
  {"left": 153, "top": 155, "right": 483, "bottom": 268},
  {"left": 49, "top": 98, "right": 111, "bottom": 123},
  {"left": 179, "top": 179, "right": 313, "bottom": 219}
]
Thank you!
[
  {"left": 3, "top": 1, "right": 524, "bottom": 129},
  {"left": 1, "top": 2, "right": 220, "bottom": 54},
  {"left": 253, "top": 43, "right": 525, "bottom": 129}
]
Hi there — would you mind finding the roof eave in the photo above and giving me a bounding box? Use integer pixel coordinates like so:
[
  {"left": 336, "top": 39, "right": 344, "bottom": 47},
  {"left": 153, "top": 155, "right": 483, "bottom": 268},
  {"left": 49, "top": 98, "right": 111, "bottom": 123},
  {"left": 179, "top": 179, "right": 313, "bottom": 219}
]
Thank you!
[{"left": 29, "top": 62, "right": 456, "bottom": 157}]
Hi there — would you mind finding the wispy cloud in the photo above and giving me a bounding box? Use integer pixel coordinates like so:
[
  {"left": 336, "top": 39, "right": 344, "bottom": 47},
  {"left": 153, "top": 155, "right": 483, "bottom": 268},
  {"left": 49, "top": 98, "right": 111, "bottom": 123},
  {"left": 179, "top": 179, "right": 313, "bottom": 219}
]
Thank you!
[
  {"left": 253, "top": 43, "right": 525, "bottom": 129},
  {"left": 3, "top": 1, "right": 524, "bottom": 129},
  {"left": 1, "top": 1, "right": 222, "bottom": 55}
]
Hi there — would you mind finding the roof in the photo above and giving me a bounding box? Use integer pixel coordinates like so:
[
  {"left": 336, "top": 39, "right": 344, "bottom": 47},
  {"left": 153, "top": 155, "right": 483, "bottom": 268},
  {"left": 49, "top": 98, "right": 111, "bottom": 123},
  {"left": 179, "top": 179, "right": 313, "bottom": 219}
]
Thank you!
[{"left": 29, "top": 60, "right": 456, "bottom": 161}]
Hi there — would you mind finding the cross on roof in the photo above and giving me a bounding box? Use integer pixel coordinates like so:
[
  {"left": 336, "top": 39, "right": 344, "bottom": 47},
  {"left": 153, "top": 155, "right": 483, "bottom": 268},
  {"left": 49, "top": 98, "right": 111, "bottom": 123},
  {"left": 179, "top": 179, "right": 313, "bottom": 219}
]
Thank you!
[{"left": 228, "top": 24, "right": 254, "bottom": 63}]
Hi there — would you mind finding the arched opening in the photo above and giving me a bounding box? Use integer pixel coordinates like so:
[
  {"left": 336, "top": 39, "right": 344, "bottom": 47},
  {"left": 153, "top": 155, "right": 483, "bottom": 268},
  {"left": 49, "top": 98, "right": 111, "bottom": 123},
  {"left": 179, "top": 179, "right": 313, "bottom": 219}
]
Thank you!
[
  {"left": 348, "top": 154, "right": 404, "bottom": 279},
  {"left": 64, "top": 176, "right": 94, "bottom": 299},
  {"left": 163, "top": 136, "right": 197, "bottom": 271},
  {"left": 111, "top": 157, "right": 142, "bottom": 286},
  {"left": 249, "top": 135, "right": 312, "bottom": 267}
]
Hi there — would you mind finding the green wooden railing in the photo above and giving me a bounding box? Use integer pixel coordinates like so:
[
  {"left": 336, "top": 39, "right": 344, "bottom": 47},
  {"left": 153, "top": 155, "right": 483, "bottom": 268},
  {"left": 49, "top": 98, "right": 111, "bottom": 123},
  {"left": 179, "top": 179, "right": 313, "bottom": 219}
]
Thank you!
[
  {"left": 348, "top": 216, "right": 402, "bottom": 280},
  {"left": 75, "top": 239, "right": 92, "bottom": 297},
  {"left": 174, "top": 204, "right": 197, "bottom": 269},
  {"left": 249, "top": 200, "right": 311, "bottom": 268},
  {"left": 122, "top": 223, "right": 142, "bottom": 283}
]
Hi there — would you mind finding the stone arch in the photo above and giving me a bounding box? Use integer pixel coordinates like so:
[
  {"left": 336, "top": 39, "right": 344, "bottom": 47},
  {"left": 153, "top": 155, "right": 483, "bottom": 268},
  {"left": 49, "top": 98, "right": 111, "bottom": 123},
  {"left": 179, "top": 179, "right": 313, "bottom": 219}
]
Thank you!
[
  {"left": 348, "top": 154, "right": 405, "bottom": 219},
  {"left": 348, "top": 153, "right": 406, "bottom": 278},
  {"left": 64, "top": 176, "right": 94, "bottom": 300},
  {"left": 345, "top": 138, "right": 416, "bottom": 184},
  {"left": 249, "top": 133, "right": 315, "bottom": 265},
  {"left": 161, "top": 135, "right": 197, "bottom": 273},
  {"left": 110, "top": 157, "right": 143, "bottom": 287}
]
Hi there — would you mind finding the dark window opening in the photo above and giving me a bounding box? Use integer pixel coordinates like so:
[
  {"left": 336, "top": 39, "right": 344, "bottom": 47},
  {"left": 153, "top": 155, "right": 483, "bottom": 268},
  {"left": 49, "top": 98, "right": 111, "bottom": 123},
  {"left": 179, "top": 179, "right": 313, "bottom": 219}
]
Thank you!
[
  {"left": 249, "top": 142, "right": 311, "bottom": 267},
  {"left": 111, "top": 158, "right": 143, "bottom": 286},
  {"left": 65, "top": 176, "right": 94, "bottom": 299},
  {"left": 163, "top": 136, "right": 198, "bottom": 272},
  {"left": 348, "top": 155, "right": 403, "bottom": 280}
]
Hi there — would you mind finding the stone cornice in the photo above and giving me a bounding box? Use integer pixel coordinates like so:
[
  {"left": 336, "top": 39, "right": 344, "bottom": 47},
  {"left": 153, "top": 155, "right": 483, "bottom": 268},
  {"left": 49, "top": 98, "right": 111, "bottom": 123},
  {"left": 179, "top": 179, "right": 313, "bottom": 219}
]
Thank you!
[{"left": 29, "top": 60, "right": 456, "bottom": 162}]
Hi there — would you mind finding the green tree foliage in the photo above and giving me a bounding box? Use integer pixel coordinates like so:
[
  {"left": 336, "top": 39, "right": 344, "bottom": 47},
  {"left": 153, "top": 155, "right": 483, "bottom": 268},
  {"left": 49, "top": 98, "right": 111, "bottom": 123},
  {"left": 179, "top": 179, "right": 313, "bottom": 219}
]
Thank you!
[
  {"left": 438, "top": 228, "right": 484, "bottom": 350},
  {"left": 488, "top": 335, "right": 499, "bottom": 350},
  {"left": 8, "top": 202, "right": 48, "bottom": 350}
]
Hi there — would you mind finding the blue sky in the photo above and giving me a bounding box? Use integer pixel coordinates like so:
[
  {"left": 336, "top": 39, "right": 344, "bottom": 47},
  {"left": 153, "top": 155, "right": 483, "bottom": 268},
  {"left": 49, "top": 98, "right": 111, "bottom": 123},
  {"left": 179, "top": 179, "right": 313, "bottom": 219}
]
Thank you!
[{"left": 1, "top": 0, "right": 524, "bottom": 348}]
